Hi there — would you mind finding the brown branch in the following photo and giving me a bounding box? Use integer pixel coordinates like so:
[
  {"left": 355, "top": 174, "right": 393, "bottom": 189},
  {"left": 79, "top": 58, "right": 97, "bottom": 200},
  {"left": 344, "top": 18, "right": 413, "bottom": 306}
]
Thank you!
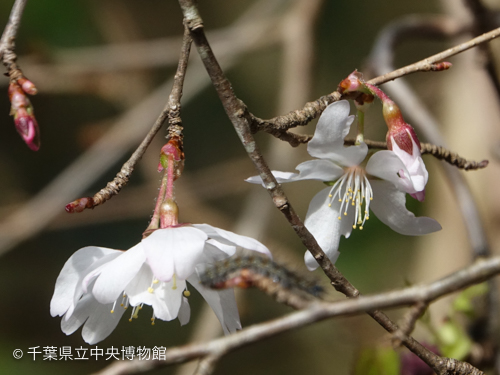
[
  {"left": 249, "top": 21, "right": 500, "bottom": 141},
  {"left": 420, "top": 143, "right": 489, "bottom": 171},
  {"left": 94, "top": 256, "right": 500, "bottom": 375},
  {"left": 69, "top": 25, "right": 192, "bottom": 212},
  {"left": 177, "top": 2, "right": 480, "bottom": 374},
  {"left": 343, "top": 138, "right": 489, "bottom": 171},
  {"left": 392, "top": 302, "right": 428, "bottom": 348},
  {"left": 0, "top": 0, "right": 27, "bottom": 59}
]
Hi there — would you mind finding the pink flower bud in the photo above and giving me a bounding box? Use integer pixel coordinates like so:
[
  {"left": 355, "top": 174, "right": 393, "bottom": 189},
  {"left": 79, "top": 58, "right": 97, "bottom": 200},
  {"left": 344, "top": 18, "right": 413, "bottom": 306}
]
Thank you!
[
  {"left": 338, "top": 70, "right": 365, "bottom": 94},
  {"left": 17, "top": 77, "right": 38, "bottom": 95},
  {"left": 65, "top": 197, "right": 94, "bottom": 213},
  {"left": 8, "top": 82, "right": 41, "bottom": 151},
  {"left": 383, "top": 101, "right": 428, "bottom": 201},
  {"left": 157, "top": 139, "right": 184, "bottom": 175}
]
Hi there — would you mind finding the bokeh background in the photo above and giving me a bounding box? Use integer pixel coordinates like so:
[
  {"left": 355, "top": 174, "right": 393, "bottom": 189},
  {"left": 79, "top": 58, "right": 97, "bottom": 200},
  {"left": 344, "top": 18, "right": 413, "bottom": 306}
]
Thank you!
[{"left": 0, "top": 0, "right": 499, "bottom": 374}]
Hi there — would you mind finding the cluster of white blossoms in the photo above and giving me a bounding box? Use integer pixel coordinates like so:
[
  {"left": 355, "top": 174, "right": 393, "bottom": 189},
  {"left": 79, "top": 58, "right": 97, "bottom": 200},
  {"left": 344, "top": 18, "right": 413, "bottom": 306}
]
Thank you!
[
  {"left": 50, "top": 224, "right": 271, "bottom": 344},
  {"left": 51, "top": 100, "right": 440, "bottom": 344}
]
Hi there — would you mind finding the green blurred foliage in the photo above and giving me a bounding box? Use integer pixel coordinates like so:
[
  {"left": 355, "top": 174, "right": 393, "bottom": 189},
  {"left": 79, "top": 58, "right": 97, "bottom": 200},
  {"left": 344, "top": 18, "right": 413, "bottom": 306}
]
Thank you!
[{"left": 354, "top": 346, "right": 400, "bottom": 375}]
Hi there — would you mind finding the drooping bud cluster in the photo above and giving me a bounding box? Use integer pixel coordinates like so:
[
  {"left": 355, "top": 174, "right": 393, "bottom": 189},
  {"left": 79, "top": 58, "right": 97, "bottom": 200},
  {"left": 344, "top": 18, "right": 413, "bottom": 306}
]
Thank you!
[{"left": 8, "top": 79, "right": 40, "bottom": 151}]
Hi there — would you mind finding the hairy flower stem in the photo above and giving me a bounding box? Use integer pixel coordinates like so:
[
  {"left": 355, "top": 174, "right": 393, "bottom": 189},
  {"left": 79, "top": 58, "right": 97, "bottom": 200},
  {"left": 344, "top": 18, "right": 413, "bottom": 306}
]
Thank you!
[
  {"left": 145, "top": 168, "right": 170, "bottom": 233},
  {"left": 355, "top": 110, "right": 364, "bottom": 145}
]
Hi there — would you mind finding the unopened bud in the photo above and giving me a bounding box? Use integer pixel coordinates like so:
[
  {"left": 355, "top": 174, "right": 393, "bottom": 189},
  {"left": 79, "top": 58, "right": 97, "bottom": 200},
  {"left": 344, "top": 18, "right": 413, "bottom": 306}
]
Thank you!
[
  {"left": 383, "top": 101, "right": 428, "bottom": 201},
  {"left": 430, "top": 61, "right": 452, "bottom": 72},
  {"left": 8, "top": 82, "right": 41, "bottom": 151},
  {"left": 338, "top": 70, "right": 365, "bottom": 94},
  {"left": 158, "top": 139, "right": 185, "bottom": 179},
  {"left": 65, "top": 197, "right": 94, "bottom": 213},
  {"left": 17, "top": 77, "right": 38, "bottom": 95}
]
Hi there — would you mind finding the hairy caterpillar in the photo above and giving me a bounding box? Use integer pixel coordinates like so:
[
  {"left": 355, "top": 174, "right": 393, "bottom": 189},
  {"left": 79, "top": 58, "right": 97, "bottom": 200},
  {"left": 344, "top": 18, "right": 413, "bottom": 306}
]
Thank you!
[{"left": 199, "top": 256, "right": 323, "bottom": 308}]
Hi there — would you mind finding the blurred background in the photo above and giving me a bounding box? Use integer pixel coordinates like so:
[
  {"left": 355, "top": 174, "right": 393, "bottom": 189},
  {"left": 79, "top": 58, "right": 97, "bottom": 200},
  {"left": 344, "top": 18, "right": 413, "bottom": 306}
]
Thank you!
[{"left": 0, "top": 0, "right": 499, "bottom": 374}]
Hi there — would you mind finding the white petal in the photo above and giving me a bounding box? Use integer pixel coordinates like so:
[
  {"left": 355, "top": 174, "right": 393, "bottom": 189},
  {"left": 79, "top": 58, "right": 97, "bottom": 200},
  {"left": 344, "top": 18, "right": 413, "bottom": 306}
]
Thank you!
[
  {"left": 143, "top": 227, "right": 207, "bottom": 281},
  {"left": 245, "top": 171, "right": 299, "bottom": 186},
  {"left": 50, "top": 246, "right": 120, "bottom": 317},
  {"left": 294, "top": 160, "right": 344, "bottom": 182},
  {"left": 125, "top": 264, "right": 184, "bottom": 321},
  {"left": 365, "top": 150, "right": 413, "bottom": 192},
  {"left": 303, "top": 187, "right": 353, "bottom": 270},
  {"left": 92, "top": 243, "right": 146, "bottom": 304},
  {"left": 151, "top": 279, "right": 185, "bottom": 321},
  {"left": 178, "top": 297, "right": 191, "bottom": 326},
  {"left": 370, "top": 180, "right": 441, "bottom": 235},
  {"left": 188, "top": 274, "right": 241, "bottom": 334},
  {"left": 308, "top": 101, "right": 352, "bottom": 158},
  {"left": 192, "top": 224, "right": 271, "bottom": 258},
  {"left": 61, "top": 293, "right": 125, "bottom": 345},
  {"left": 81, "top": 299, "right": 125, "bottom": 345},
  {"left": 204, "top": 240, "right": 236, "bottom": 259},
  {"left": 308, "top": 101, "right": 368, "bottom": 166}
]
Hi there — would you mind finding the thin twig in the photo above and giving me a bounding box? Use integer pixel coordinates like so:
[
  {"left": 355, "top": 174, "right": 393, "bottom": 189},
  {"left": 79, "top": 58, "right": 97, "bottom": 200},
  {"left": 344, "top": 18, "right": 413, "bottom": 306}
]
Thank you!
[
  {"left": 70, "top": 25, "right": 192, "bottom": 211},
  {"left": 343, "top": 138, "right": 489, "bottom": 171},
  {"left": 0, "top": 0, "right": 27, "bottom": 59},
  {"left": 93, "top": 256, "right": 500, "bottom": 375},
  {"left": 178, "top": 2, "right": 478, "bottom": 374},
  {"left": 249, "top": 19, "right": 500, "bottom": 138},
  {"left": 392, "top": 302, "right": 428, "bottom": 348}
]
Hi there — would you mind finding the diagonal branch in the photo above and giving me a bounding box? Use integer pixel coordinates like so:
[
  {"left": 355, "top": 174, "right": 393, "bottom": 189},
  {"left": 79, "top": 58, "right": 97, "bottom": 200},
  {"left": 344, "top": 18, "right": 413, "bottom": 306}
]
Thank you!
[{"left": 66, "top": 24, "right": 192, "bottom": 212}]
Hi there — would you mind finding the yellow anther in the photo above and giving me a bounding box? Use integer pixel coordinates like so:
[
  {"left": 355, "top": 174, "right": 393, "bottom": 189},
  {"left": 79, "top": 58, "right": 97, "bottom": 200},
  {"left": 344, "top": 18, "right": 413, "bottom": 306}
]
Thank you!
[
  {"left": 338, "top": 216, "right": 341, "bottom": 220},
  {"left": 352, "top": 225, "right": 356, "bottom": 229},
  {"left": 110, "top": 310, "right": 114, "bottom": 314},
  {"left": 120, "top": 303, "right": 124, "bottom": 307},
  {"left": 370, "top": 197, "right": 373, "bottom": 200},
  {"left": 184, "top": 290, "right": 191, "bottom": 297},
  {"left": 148, "top": 287, "right": 154, "bottom": 293},
  {"left": 344, "top": 212, "right": 347, "bottom": 216},
  {"left": 338, "top": 199, "right": 342, "bottom": 202},
  {"left": 329, "top": 194, "right": 332, "bottom": 198},
  {"left": 153, "top": 279, "right": 159, "bottom": 284},
  {"left": 151, "top": 321, "right": 155, "bottom": 326},
  {"left": 129, "top": 318, "right": 133, "bottom": 322},
  {"left": 359, "top": 226, "right": 363, "bottom": 230},
  {"left": 328, "top": 203, "right": 332, "bottom": 207}
]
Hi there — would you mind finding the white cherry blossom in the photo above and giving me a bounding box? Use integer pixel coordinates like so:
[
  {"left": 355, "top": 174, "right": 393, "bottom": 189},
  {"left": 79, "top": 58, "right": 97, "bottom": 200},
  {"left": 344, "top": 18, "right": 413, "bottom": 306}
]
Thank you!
[
  {"left": 51, "top": 224, "right": 271, "bottom": 344},
  {"left": 247, "top": 100, "right": 440, "bottom": 270}
]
